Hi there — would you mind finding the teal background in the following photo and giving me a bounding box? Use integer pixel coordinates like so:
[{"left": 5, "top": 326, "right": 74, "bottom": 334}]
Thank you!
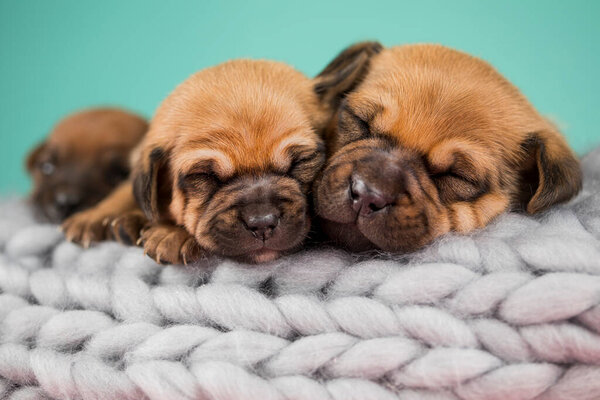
[{"left": 1, "top": 0, "right": 599, "bottom": 194}]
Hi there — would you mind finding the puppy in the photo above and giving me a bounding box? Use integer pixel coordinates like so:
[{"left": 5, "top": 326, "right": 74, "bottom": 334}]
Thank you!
[
  {"left": 62, "top": 58, "right": 354, "bottom": 263},
  {"left": 26, "top": 108, "right": 147, "bottom": 222},
  {"left": 314, "top": 42, "right": 582, "bottom": 252}
]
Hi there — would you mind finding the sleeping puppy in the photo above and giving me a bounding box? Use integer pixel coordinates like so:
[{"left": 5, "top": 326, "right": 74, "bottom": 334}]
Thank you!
[
  {"left": 313, "top": 42, "right": 582, "bottom": 252},
  {"left": 26, "top": 108, "right": 147, "bottom": 222},
  {"left": 62, "top": 59, "right": 352, "bottom": 263}
]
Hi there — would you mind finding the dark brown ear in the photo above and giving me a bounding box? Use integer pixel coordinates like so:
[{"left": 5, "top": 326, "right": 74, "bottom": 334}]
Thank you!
[
  {"left": 518, "top": 132, "right": 582, "bottom": 214},
  {"left": 25, "top": 142, "right": 47, "bottom": 173},
  {"left": 314, "top": 41, "right": 383, "bottom": 109},
  {"left": 132, "top": 147, "right": 172, "bottom": 221}
]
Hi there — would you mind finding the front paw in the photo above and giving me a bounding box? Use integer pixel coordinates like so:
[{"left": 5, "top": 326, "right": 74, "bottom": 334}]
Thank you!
[
  {"left": 140, "top": 224, "right": 205, "bottom": 265},
  {"left": 61, "top": 209, "right": 111, "bottom": 247},
  {"left": 109, "top": 210, "right": 148, "bottom": 245}
]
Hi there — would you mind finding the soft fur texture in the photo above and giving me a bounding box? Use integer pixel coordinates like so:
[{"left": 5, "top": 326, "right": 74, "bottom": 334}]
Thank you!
[
  {"left": 0, "top": 148, "right": 599, "bottom": 399},
  {"left": 314, "top": 43, "right": 582, "bottom": 253},
  {"left": 62, "top": 58, "right": 352, "bottom": 265}
]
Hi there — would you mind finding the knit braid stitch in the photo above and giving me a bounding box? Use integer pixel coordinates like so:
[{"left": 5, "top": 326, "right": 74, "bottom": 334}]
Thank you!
[{"left": 0, "top": 147, "right": 599, "bottom": 400}]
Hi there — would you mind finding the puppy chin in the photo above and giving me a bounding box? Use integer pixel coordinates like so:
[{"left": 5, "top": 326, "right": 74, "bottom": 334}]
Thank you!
[
  {"left": 320, "top": 218, "right": 376, "bottom": 252},
  {"left": 210, "top": 236, "right": 299, "bottom": 263},
  {"left": 32, "top": 200, "right": 72, "bottom": 224},
  {"left": 218, "top": 231, "right": 307, "bottom": 264},
  {"left": 245, "top": 248, "right": 282, "bottom": 264},
  {"left": 226, "top": 247, "right": 286, "bottom": 264},
  {"left": 321, "top": 217, "right": 433, "bottom": 253}
]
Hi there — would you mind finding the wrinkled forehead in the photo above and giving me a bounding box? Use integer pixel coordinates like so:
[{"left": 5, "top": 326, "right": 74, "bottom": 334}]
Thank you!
[
  {"left": 346, "top": 47, "right": 534, "bottom": 156},
  {"left": 346, "top": 80, "right": 514, "bottom": 158},
  {"left": 170, "top": 124, "right": 320, "bottom": 177}
]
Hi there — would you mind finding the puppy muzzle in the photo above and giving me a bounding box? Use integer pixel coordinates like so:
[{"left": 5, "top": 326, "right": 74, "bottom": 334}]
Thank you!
[
  {"left": 32, "top": 184, "right": 88, "bottom": 223},
  {"left": 316, "top": 149, "right": 433, "bottom": 252},
  {"left": 205, "top": 174, "right": 310, "bottom": 262}
]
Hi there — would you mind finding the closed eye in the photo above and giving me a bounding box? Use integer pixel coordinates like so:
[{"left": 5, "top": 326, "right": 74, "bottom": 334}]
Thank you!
[
  {"left": 185, "top": 171, "right": 221, "bottom": 184},
  {"left": 352, "top": 112, "right": 370, "bottom": 138},
  {"left": 182, "top": 158, "right": 227, "bottom": 185},
  {"left": 178, "top": 171, "right": 221, "bottom": 194},
  {"left": 285, "top": 144, "right": 325, "bottom": 184},
  {"left": 338, "top": 105, "right": 371, "bottom": 142},
  {"left": 432, "top": 171, "right": 488, "bottom": 203},
  {"left": 433, "top": 170, "right": 477, "bottom": 185},
  {"left": 288, "top": 154, "right": 317, "bottom": 171}
]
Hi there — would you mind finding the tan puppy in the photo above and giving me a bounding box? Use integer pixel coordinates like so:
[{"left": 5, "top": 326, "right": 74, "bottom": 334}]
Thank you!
[
  {"left": 314, "top": 42, "right": 582, "bottom": 252},
  {"left": 26, "top": 108, "right": 147, "bottom": 222},
  {"left": 62, "top": 58, "right": 353, "bottom": 263}
]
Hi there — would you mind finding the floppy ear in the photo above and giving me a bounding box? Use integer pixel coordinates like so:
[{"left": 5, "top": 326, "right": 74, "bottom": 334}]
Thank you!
[
  {"left": 314, "top": 41, "right": 383, "bottom": 109},
  {"left": 25, "top": 142, "right": 47, "bottom": 173},
  {"left": 518, "top": 131, "right": 582, "bottom": 214},
  {"left": 132, "top": 147, "right": 172, "bottom": 221}
]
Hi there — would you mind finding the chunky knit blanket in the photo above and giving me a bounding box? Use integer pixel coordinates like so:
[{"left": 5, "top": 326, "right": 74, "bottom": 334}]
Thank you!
[{"left": 1, "top": 147, "right": 600, "bottom": 400}]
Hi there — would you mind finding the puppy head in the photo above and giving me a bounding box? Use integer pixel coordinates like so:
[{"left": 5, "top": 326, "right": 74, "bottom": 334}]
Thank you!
[
  {"left": 314, "top": 44, "right": 582, "bottom": 252},
  {"left": 133, "top": 59, "right": 337, "bottom": 263},
  {"left": 27, "top": 108, "right": 147, "bottom": 222}
]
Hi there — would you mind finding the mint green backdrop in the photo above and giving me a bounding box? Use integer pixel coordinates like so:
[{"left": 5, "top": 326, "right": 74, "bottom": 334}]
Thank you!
[{"left": 1, "top": 0, "right": 598, "bottom": 194}]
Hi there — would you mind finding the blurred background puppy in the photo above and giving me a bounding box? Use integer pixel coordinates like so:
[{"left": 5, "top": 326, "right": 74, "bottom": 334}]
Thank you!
[
  {"left": 62, "top": 59, "right": 351, "bottom": 264},
  {"left": 314, "top": 42, "right": 582, "bottom": 252},
  {"left": 26, "top": 108, "right": 147, "bottom": 222}
]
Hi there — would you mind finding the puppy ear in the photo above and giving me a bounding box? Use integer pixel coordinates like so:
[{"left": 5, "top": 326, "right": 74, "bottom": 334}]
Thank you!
[
  {"left": 518, "top": 131, "right": 582, "bottom": 214},
  {"left": 25, "top": 142, "right": 47, "bottom": 172},
  {"left": 314, "top": 41, "right": 383, "bottom": 109},
  {"left": 132, "top": 147, "right": 172, "bottom": 221}
]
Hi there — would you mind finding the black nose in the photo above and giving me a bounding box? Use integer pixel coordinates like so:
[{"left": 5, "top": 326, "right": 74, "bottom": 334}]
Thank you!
[
  {"left": 350, "top": 176, "right": 393, "bottom": 216},
  {"left": 241, "top": 205, "right": 280, "bottom": 241},
  {"left": 53, "top": 191, "right": 81, "bottom": 217}
]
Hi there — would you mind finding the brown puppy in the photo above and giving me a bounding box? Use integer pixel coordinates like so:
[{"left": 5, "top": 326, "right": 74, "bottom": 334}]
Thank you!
[
  {"left": 62, "top": 59, "right": 353, "bottom": 263},
  {"left": 314, "top": 42, "right": 582, "bottom": 252},
  {"left": 27, "top": 108, "right": 147, "bottom": 222}
]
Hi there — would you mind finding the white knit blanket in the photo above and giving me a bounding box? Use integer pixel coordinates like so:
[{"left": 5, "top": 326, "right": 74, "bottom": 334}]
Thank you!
[{"left": 1, "top": 148, "right": 600, "bottom": 400}]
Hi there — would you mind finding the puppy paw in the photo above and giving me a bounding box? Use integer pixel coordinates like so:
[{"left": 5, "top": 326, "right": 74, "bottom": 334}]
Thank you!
[
  {"left": 61, "top": 209, "right": 111, "bottom": 247},
  {"left": 140, "top": 224, "right": 205, "bottom": 265},
  {"left": 109, "top": 210, "right": 148, "bottom": 245}
]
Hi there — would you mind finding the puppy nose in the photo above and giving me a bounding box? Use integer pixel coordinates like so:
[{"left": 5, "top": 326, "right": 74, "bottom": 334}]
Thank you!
[
  {"left": 242, "top": 206, "right": 280, "bottom": 241},
  {"left": 53, "top": 191, "right": 81, "bottom": 216},
  {"left": 350, "top": 176, "right": 393, "bottom": 215}
]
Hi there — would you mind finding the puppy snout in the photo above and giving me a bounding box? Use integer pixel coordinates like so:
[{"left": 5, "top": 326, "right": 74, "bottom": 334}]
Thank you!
[
  {"left": 209, "top": 175, "right": 309, "bottom": 259},
  {"left": 55, "top": 191, "right": 80, "bottom": 206},
  {"left": 52, "top": 190, "right": 82, "bottom": 219},
  {"left": 350, "top": 176, "right": 393, "bottom": 215},
  {"left": 349, "top": 159, "right": 405, "bottom": 215},
  {"left": 241, "top": 204, "right": 280, "bottom": 241}
]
